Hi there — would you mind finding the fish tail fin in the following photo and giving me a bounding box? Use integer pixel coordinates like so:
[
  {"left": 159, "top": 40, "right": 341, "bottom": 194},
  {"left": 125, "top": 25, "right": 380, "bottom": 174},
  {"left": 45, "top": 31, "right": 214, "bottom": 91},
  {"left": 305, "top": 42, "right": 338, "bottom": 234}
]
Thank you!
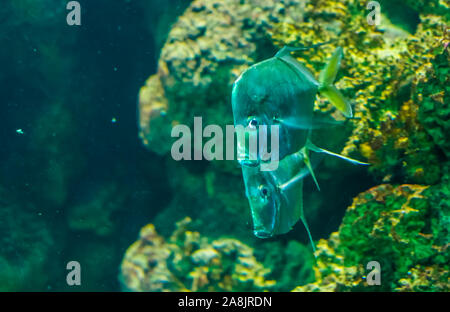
[
  {"left": 318, "top": 47, "right": 353, "bottom": 117},
  {"left": 301, "top": 147, "right": 321, "bottom": 191},
  {"left": 319, "top": 47, "right": 342, "bottom": 86},
  {"left": 306, "top": 140, "right": 370, "bottom": 165}
]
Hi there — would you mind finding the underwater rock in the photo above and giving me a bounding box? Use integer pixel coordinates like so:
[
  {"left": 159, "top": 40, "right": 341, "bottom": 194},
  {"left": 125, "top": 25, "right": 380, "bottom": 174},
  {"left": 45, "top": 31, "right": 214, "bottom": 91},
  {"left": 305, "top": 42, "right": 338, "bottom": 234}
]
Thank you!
[
  {"left": 138, "top": 0, "right": 308, "bottom": 157},
  {"left": 293, "top": 183, "right": 449, "bottom": 291},
  {"left": 413, "top": 17, "right": 450, "bottom": 158},
  {"left": 424, "top": 163, "right": 450, "bottom": 250},
  {"left": 397, "top": 0, "right": 450, "bottom": 18},
  {"left": 268, "top": 1, "right": 448, "bottom": 185},
  {"left": 140, "top": 0, "right": 193, "bottom": 57},
  {"left": 135, "top": 0, "right": 449, "bottom": 293},
  {"left": 396, "top": 265, "right": 449, "bottom": 291},
  {"left": 120, "top": 217, "right": 275, "bottom": 291},
  {"left": 256, "top": 240, "right": 316, "bottom": 291},
  {"left": 150, "top": 158, "right": 255, "bottom": 240},
  {"left": 138, "top": 0, "right": 371, "bottom": 250},
  {"left": 138, "top": 75, "right": 170, "bottom": 153}
]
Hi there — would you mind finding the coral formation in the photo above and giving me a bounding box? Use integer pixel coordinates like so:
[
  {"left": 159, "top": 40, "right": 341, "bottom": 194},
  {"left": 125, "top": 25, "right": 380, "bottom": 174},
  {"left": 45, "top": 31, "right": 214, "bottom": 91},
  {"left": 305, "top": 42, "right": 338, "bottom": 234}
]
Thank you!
[
  {"left": 136, "top": 0, "right": 449, "bottom": 293},
  {"left": 294, "top": 183, "right": 449, "bottom": 291},
  {"left": 139, "top": 0, "right": 450, "bottom": 184},
  {"left": 120, "top": 217, "right": 275, "bottom": 291},
  {"left": 138, "top": 0, "right": 308, "bottom": 158},
  {"left": 1, "top": 0, "right": 447, "bottom": 292},
  {"left": 268, "top": 1, "right": 448, "bottom": 185},
  {"left": 414, "top": 21, "right": 450, "bottom": 158},
  {"left": 137, "top": 0, "right": 368, "bottom": 255},
  {"left": 257, "top": 241, "right": 315, "bottom": 291},
  {"left": 398, "top": 0, "right": 450, "bottom": 19}
]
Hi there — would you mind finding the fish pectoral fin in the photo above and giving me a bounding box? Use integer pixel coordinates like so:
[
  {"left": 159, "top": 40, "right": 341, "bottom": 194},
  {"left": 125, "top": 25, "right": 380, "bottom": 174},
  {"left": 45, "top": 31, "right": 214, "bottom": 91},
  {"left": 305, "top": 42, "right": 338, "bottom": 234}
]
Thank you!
[
  {"left": 302, "top": 148, "right": 321, "bottom": 191},
  {"left": 318, "top": 47, "right": 353, "bottom": 118},
  {"left": 276, "top": 146, "right": 321, "bottom": 192},
  {"left": 278, "top": 165, "right": 310, "bottom": 192},
  {"left": 277, "top": 115, "right": 344, "bottom": 130},
  {"left": 307, "top": 141, "right": 370, "bottom": 165},
  {"left": 277, "top": 116, "right": 314, "bottom": 130}
]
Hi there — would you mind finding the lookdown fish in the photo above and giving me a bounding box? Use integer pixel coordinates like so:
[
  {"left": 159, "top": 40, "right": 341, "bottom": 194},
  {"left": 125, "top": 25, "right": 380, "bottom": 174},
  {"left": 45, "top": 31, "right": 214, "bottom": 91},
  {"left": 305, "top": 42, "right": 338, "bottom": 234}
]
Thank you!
[
  {"left": 232, "top": 45, "right": 352, "bottom": 167},
  {"left": 242, "top": 139, "right": 367, "bottom": 252},
  {"left": 232, "top": 45, "right": 368, "bottom": 251}
]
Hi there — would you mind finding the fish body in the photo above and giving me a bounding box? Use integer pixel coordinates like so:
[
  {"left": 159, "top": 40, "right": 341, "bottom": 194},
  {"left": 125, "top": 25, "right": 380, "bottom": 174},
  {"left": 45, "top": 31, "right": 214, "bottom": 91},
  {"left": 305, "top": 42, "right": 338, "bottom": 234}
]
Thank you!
[
  {"left": 242, "top": 139, "right": 369, "bottom": 252},
  {"left": 233, "top": 45, "right": 367, "bottom": 252},
  {"left": 232, "top": 46, "right": 352, "bottom": 166},
  {"left": 232, "top": 56, "right": 317, "bottom": 165},
  {"left": 242, "top": 149, "right": 307, "bottom": 238}
]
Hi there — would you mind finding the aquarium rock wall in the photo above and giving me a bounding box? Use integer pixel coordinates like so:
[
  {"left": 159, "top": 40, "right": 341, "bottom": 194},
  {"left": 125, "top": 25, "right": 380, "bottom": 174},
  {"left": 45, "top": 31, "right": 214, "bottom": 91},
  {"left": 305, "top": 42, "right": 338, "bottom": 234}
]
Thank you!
[
  {"left": 131, "top": 0, "right": 449, "bottom": 291},
  {"left": 0, "top": 0, "right": 448, "bottom": 291}
]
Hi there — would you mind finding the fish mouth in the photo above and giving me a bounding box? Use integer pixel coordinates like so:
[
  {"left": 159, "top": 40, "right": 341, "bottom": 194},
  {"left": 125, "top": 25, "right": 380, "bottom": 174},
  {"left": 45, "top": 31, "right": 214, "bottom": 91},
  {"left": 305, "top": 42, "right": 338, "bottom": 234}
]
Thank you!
[{"left": 254, "top": 229, "right": 273, "bottom": 239}]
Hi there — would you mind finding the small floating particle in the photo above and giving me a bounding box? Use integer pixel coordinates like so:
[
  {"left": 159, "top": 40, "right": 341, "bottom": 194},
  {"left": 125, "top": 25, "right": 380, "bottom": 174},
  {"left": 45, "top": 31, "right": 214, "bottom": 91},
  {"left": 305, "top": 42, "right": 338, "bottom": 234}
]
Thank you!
[
  {"left": 111, "top": 117, "right": 117, "bottom": 123},
  {"left": 16, "top": 129, "right": 24, "bottom": 135}
]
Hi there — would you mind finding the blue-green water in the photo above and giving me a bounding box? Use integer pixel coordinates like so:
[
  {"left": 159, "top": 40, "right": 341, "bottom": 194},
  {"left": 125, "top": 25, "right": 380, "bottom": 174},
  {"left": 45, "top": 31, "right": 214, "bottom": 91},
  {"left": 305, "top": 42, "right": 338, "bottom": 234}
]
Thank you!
[{"left": 0, "top": 0, "right": 448, "bottom": 292}]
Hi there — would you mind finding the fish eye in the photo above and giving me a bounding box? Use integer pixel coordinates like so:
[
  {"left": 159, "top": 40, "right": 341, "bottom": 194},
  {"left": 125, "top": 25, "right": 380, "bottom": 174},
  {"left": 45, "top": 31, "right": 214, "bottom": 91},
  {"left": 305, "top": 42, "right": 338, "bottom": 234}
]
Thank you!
[
  {"left": 248, "top": 118, "right": 258, "bottom": 129},
  {"left": 259, "top": 185, "right": 269, "bottom": 198}
]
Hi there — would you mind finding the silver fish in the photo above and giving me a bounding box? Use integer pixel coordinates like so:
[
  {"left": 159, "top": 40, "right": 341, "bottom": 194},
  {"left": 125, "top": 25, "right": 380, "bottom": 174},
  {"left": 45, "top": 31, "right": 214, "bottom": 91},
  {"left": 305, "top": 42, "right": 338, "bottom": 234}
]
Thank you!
[
  {"left": 232, "top": 46, "right": 351, "bottom": 167},
  {"left": 242, "top": 139, "right": 368, "bottom": 252}
]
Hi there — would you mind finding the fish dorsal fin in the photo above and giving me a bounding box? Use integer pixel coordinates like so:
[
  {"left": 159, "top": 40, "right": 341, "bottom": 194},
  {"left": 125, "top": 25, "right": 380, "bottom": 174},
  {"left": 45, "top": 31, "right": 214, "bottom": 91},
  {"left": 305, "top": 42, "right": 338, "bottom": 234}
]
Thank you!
[
  {"left": 276, "top": 54, "right": 319, "bottom": 88},
  {"left": 306, "top": 140, "right": 370, "bottom": 165},
  {"left": 275, "top": 46, "right": 310, "bottom": 58},
  {"left": 300, "top": 215, "right": 317, "bottom": 256},
  {"left": 275, "top": 42, "right": 332, "bottom": 58},
  {"left": 275, "top": 46, "right": 319, "bottom": 88},
  {"left": 318, "top": 47, "right": 353, "bottom": 117}
]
